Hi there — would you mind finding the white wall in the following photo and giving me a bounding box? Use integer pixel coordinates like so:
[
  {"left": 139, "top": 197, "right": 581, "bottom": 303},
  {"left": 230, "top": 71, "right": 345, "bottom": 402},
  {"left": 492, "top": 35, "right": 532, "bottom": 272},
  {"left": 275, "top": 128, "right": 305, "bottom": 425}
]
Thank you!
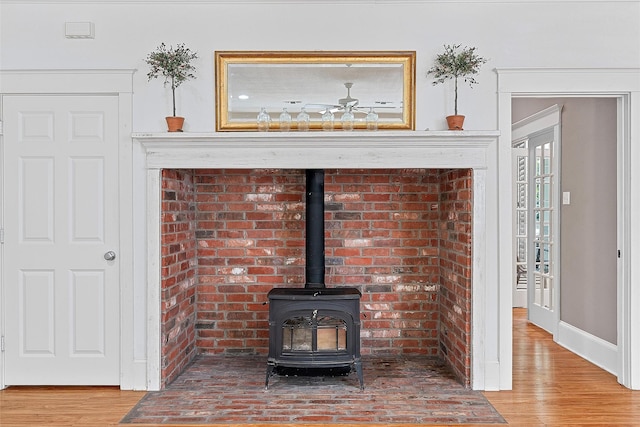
[
  {"left": 2, "top": 0, "right": 640, "bottom": 389},
  {"left": 1, "top": 1, "right": 639, "bottom": 133}
]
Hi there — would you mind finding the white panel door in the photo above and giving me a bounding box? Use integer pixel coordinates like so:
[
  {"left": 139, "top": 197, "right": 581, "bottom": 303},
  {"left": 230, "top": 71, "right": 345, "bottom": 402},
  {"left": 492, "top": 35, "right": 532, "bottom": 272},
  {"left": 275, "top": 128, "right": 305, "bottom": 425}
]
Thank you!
[{"left": 3, "top": 95, "right": 120, "bottom": 385}]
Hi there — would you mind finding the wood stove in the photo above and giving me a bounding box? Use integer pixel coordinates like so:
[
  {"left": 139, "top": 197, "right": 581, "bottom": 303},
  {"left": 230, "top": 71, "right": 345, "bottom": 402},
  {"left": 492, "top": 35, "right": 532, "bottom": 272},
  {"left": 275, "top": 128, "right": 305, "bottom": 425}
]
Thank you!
[
  {"left": 265, "top": 169, "right": 364, "bottom": 390},
  {"left": 265, "top": 288, "right": 363, "bottom": 389}
]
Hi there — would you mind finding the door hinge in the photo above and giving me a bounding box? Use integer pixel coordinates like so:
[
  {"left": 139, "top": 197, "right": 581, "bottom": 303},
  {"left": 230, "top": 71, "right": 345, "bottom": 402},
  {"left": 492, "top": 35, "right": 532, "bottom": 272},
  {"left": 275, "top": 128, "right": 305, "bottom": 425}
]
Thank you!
[
  {"left": 1, "top": 336, "right": 5, "bottom": 352},
  {"left": 0, "top": 228, "right": 4, "bottom": 244},
  {"left": 618, "top": 249, "right": 621, "bottom": 258}
]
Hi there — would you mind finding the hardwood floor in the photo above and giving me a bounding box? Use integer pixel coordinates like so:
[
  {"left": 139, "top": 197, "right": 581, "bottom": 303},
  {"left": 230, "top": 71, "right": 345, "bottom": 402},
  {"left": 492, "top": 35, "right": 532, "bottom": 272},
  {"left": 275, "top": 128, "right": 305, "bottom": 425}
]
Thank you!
[
  {"left": 484, "top": 308, "right": 640, "bottom": 426},
  {"left": 0, "top": 308, "right": 638, "bottom": 426}
]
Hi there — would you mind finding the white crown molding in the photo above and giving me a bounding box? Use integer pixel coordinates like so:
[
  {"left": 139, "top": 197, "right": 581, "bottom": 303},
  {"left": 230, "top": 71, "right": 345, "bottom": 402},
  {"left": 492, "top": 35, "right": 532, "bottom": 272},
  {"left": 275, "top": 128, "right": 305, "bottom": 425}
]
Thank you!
[
  {"left": 1, "top": 0, "right": 637, "bottom": 4},
  {"left": 496, "top": 67, "right": 640, "bottom": 94}
]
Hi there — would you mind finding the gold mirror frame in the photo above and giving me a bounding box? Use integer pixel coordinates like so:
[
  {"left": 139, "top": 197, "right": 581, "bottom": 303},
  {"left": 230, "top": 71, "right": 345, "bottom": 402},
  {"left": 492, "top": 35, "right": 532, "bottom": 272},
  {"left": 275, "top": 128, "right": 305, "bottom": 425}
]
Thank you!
[{"left": 215, "top": 51, "right": 416, "bottom": 132}]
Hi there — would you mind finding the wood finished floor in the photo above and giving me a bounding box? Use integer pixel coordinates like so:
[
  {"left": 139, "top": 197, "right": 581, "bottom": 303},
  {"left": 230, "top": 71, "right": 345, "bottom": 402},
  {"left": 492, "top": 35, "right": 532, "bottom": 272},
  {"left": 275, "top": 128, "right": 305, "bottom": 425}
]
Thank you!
[{"left": 1, "top": 308, "right": 639, "bottom": 426}]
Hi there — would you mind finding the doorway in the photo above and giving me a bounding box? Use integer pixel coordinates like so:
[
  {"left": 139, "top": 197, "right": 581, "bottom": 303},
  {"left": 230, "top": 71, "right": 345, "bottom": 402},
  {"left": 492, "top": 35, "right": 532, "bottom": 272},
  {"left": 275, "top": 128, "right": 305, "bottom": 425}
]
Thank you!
[
  {"left": 511, "top": 105, "right": 562, "bottom": 335},
  {"left": 2, "top": 95, "right": 121, "bottom": 385},
  {"left": 508, "top": 92, "right": 624, "bottom": 382},
  {"left": 0, "top": 70, "right": 136, "bottom": 390}
]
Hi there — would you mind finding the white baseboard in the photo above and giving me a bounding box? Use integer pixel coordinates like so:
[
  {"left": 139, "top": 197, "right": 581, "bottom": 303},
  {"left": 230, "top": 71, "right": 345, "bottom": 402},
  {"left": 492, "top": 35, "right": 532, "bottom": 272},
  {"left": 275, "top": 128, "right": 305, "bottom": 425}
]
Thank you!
[
  {"left": 557, "top": 321, "right": 617, "bottom": 376},
  {"left": 483, "top": 360, "right": 502, "bottom": 391},
  {"left": 120, "top": 359, "right": 148, "bottom": 391},
  {"left": 513, "top": 288, "right": 526, "bottom": 308}
]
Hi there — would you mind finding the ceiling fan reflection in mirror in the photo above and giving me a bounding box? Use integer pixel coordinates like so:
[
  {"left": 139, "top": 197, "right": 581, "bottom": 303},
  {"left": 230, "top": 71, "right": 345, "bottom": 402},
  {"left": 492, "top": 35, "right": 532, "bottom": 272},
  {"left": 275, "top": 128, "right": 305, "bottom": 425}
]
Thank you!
[{"left": 304, "top": 82, "right": 396, "bottom": 115}]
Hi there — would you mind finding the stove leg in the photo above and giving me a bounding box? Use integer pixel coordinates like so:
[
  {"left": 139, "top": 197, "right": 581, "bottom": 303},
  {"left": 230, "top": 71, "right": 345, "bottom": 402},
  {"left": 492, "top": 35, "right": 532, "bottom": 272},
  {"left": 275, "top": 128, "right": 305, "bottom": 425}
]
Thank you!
[
  {"left": 265, "top": 364, "right": 275, "bottom": 390},
  {"left": 354, "top": 360, "right": 364, "bottom": 390}
]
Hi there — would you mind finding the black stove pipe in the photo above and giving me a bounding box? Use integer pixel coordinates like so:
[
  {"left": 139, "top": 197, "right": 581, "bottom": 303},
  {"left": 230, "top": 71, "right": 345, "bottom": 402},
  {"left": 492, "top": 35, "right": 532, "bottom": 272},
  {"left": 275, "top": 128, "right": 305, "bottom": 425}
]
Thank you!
[{"left": 305, "top": 169, "right": 325, "bottom": 289}]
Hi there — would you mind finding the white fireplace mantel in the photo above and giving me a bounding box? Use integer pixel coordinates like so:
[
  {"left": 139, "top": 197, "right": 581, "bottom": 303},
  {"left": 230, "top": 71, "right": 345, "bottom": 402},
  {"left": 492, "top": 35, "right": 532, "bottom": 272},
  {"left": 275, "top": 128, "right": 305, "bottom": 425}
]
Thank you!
[
  {"left": 134, "top": 130, "right": 499, "bottom": 169},
  {"left": 132, "top": 130, "right": 511, "bottom": 391}
]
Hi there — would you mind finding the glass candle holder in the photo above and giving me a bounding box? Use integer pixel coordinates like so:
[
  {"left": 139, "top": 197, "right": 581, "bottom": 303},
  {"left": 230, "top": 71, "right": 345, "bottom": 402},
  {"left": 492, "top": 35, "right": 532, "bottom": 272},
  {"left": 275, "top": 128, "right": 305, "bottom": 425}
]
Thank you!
[
  {"left": 279, "top": 108, "right": 291, "bottom": 132},
  {"left": 321, "top": 109, "right": 334, "bottom": 131},
  {"left": 341, "top": 108, "right": 355, "bottom": 131},
  {"left": 297, "top": 107, "right": 310, "bottom": 131},
  {"left": 257, "top": 107, "right": 271, "bottom": 132},
  {"left": 366, "top": 108, "right": 379, "bottom": 131}
]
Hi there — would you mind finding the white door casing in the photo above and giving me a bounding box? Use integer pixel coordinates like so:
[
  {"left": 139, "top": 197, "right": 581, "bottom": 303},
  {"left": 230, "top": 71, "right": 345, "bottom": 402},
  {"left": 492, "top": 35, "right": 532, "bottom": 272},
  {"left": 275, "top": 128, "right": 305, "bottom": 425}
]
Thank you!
[
  {"left": 0, "top": 70, "right": 136, "bottom": 390},
  {"left": 3, "top": 95, "right": 120, "bottom": 385},
  {"left": 498, "top": 68, "right": 640, "bottom": 390}
]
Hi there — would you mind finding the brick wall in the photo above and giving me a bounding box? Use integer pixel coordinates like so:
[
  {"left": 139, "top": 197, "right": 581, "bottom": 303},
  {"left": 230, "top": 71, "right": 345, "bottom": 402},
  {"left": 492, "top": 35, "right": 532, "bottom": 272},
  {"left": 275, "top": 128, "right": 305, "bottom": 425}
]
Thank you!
[
  {"left": 438, "top": 168, "right": 473, "bottom": 386},
  {"left": 160, "top": 169, "right": 198, "bottom": 387},
  {"left": 325, "top": 169, "right": 442, "bottom": 355},
  {"left": 160, "top": 168, "right": 472, "bottom": 387}
]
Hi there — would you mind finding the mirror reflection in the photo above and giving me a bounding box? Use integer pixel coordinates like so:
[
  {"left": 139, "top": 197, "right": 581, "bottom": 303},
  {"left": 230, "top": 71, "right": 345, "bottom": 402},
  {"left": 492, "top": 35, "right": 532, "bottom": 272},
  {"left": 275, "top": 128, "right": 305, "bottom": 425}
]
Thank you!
[{"left": 215, "top": 51, "right": 415, "bottom": 131}]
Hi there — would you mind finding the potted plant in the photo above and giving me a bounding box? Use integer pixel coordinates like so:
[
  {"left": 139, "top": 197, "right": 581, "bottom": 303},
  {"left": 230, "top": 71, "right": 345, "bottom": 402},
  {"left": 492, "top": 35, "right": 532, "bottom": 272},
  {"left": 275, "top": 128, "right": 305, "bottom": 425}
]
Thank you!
[
  {"left": 427, "top": 44, "right": 487, "bottom": 130},
  {"left": 145, "top": 42, "right": 198, "bottom": 132}
]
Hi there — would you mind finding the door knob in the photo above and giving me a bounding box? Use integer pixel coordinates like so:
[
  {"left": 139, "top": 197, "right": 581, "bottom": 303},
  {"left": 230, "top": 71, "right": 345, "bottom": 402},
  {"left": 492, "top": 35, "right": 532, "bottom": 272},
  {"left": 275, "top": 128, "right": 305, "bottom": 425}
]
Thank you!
[{"left": 104, "top": 251, "right": 117, "bottom": 261}]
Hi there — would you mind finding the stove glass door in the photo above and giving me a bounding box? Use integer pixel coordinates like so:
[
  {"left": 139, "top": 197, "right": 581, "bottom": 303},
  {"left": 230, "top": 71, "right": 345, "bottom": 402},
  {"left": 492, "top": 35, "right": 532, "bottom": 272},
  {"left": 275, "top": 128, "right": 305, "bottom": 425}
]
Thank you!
[{"left": 282, "top": 311, "right": 347, "bottom": 352}]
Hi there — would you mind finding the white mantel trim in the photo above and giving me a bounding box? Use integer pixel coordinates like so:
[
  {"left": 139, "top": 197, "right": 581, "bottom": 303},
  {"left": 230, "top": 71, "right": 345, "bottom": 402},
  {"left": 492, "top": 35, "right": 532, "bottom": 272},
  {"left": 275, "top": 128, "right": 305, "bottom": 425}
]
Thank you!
[
  {"left": 134, "top": 130, "right": 507, "bottom": 391},
  {"left": 136, "top": 131, "right": 498, "bottom": 170}
]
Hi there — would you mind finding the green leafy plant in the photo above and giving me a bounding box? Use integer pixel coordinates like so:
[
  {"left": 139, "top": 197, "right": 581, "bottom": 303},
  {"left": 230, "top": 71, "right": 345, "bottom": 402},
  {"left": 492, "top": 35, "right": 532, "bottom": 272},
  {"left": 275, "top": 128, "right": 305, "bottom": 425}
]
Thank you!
[
  {"left": 427, "top": 44, "right": 487, "bottom": 116},
  {"left": 145, "top": 43, "right": 198, "bottom": 117}
]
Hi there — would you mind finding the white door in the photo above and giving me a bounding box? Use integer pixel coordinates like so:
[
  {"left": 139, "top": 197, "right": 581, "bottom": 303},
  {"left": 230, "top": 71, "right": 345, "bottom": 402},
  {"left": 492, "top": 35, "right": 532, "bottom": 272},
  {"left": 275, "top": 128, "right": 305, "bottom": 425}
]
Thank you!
[
  {"left": 2, "top": 95, "right": 120, "bottom": 385},
  {"left": 527, "top": 127, "right": 560, "bottom": 334}
]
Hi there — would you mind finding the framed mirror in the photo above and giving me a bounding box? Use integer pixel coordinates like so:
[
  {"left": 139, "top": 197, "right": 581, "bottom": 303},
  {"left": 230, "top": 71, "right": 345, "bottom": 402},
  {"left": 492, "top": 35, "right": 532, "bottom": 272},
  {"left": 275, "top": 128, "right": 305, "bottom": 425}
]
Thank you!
[{"left": 215, "top": 51, "right": 415, "bottom": 132}]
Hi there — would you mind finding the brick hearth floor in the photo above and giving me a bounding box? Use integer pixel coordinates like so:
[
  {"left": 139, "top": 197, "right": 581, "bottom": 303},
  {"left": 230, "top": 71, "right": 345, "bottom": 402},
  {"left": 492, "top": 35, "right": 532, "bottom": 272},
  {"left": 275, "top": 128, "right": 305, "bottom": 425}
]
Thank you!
[{"left": 121, "top": 355, "right": 505, "bottom": 425}]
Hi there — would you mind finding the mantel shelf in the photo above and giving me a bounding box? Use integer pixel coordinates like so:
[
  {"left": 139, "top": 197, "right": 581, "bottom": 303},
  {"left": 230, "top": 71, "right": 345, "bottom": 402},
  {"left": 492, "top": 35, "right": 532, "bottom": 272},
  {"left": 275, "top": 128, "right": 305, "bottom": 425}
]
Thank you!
[
  {"left": 133, "top": 130, "right": 499, "bottom": 144},
  {"left": 132, "top": 130, "right": 500, "bottom": 170}
]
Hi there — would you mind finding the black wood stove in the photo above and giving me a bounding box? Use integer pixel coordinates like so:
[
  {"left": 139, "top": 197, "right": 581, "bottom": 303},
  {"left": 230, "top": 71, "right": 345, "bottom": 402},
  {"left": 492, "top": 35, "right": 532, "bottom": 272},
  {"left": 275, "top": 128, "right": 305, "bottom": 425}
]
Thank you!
[{"left": 265, "top": 169, "right": 363, "bottom": 390}]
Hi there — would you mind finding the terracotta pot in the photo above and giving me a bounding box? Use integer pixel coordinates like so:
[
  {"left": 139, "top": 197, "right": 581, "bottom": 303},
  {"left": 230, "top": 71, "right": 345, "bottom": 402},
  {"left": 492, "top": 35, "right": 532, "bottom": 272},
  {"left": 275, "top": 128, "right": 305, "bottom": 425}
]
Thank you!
[
  {"left": 446, "top": 115, "right": 465, "bottom": 130},
  {"left": 166, "top": 116, "right": 185, "bottom": 132}
]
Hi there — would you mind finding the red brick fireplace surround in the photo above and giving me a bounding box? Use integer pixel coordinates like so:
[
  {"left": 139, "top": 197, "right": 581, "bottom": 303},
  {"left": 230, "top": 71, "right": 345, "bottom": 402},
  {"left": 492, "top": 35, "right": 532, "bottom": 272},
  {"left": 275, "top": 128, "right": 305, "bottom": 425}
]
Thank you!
[
  {"left": 160, "top": 167, "right": 472, "bottom": 388},
  {"left": 135, "top": 131, "right": 503, "bottom": 391}
]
